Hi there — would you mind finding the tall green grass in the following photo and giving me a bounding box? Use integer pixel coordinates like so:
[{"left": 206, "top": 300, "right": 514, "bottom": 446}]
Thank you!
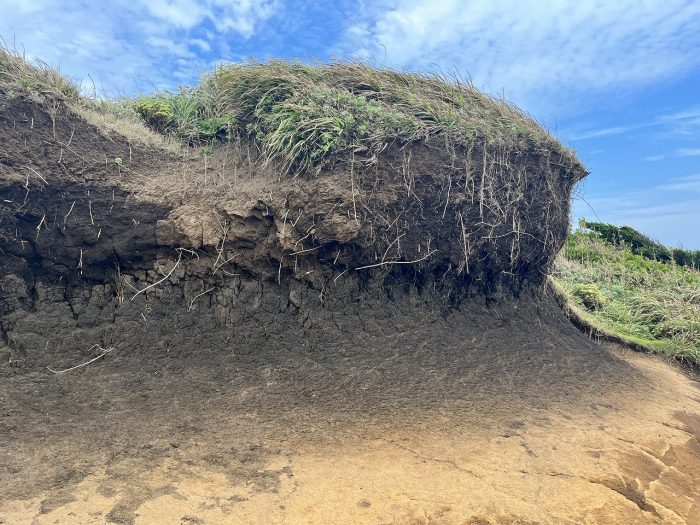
[
  {"left": 0, "top": 43, "right": 178, "bottom": 151},
  {"left": 0, "top": 43, "right": 79, "bottom": 100},
  {"left": 130, "top": 60, "right": 576, "bottom": 175},
  {"left": 554, "top": 224, "right": 700, "bottom": 366}
]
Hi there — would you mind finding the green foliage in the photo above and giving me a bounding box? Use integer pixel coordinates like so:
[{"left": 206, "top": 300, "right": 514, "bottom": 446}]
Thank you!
[
  {"left": 249, "top": 86, "right": 421, "bottom": 173},
  {"left": 555, "top": 224, "right": 700, "bottom": 366},
  {"left": 132, "top": 91, "right": 233, "bottom": 142},
  {"left": 582, "top": 220, "right": 700, "bottom": 269},
  {"left": 133, "top": 97, "right": 173, "bottom": 131},
  {"left": 563, "top": 232, "right": 605, "bottom": 263},
  {"left": 672, "top": 248, "right": 700, "bottom": 269},
  {"left": 197, "top": 116, "right": 233, "bottom": 139}
]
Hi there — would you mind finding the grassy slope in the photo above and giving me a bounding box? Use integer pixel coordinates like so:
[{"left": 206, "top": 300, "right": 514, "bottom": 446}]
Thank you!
[
  {"left": 554, "top": 227, "right": 700, "bottom": 366},
  {"left": 0, "top": 45, "right": 176, "bottom": 152}
]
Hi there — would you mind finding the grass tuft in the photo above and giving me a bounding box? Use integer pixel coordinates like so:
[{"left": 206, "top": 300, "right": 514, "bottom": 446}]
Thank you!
[{"left": 0, "top": 42, "right": 80, "bottom": 100}]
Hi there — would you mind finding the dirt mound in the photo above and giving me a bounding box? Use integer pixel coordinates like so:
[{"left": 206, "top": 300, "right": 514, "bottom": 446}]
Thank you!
[{"left": 1, "top": 94, "right": 698, "bottom": 524}]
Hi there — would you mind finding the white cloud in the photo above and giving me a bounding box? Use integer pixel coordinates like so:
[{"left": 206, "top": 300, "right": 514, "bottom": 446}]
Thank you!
[
  {"left": 0, "top": 0, "right": 280, "bottom": 94},
  {"left": 141, "top": 0, "right": 279, "bottom": 38},
  {"left": 338, "top": 0, "right": 700, "bottom": 115},
  {"left": 659, "top": 174, "right": 700, "bottom": 192},
  {"left": 653, "top": 106, "right": 700, "bottom": 139},
  {"left": 563, "top": 103, "right": 700, "bottom": 163},
  {"left": 644, "top": 148, "right": 700, "bottom": 161},
  {"left": 210, "top": 0, "right": 279, "bottom": 37},
  {"left": 662, "top": 107, "right": 700, "bottom": 120},
  {"left": 190, "top": 38, "right": 212, "bottom": 52},
  {"left": 142, "top": 0, "right": 208, "bottom": 29},
  {"left": 678, "top": 148, "right": 700, "bottom": 157},
  {"left": 567, "top": 124, "right": 647, "bottom": 141},
  {"left": 146, "top": 37, "right": 196, "bottom": 59}
]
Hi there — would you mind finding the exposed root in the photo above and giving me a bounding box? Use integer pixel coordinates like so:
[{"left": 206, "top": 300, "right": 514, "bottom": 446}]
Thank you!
[
  {"left": 130, "top": 249, "right": 184, "bottom": 300},
  {"left": 355, "top": 249, "right": 438, "bottom": 270},
  {"left": 47, "top": 345, "right": 114, "bottom": 374}
]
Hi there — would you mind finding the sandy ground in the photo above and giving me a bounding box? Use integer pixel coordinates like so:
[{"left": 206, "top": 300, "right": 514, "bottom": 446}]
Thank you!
[{"left": 1, "top": 339, "right": 698, "bottom": 525}]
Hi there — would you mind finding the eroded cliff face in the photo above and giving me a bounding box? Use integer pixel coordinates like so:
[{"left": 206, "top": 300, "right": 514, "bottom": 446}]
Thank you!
[{"left": 0, "top": 93, "right": 583, "bottom": 372}]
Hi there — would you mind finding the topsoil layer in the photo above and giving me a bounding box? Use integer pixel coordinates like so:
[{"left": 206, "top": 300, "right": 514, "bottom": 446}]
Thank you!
[{"left": 0, "top": 94, "right": 698, "bottom": 524}]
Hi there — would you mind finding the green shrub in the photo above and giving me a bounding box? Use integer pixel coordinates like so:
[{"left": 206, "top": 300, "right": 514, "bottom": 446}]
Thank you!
[
  {"left": 672, "top": 248, "right": 700, "bottom": 269},
  {"left": 132, "top": 91, "right": 231, "bottom": 142},
  {"left": 581, "top": 221, "right": 700, "bottom": 268},
  {"left": 563, "top": 234, "right": 605, "bottom": 262},
  {"left": 572, "top": 283, "right": 606, "bottom": 311},
  {"left": 196, "top": 116, "right": 234, "bottom": 139},
  {"left": 133, "top": 97, "right": 173, "bottom": 131}
]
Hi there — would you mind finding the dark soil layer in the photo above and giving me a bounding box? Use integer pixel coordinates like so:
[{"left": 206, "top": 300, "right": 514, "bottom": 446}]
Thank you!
[
  {"left": 2, "top": 95, "right": 697, "bottom": 524},
  {"left": 0, "top": 93, "right": 587, "bottom": 371}
]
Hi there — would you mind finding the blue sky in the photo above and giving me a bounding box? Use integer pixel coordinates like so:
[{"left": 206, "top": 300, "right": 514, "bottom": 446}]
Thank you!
[{"left": 2, "top": 0, "right": 699, "bottom": 247}]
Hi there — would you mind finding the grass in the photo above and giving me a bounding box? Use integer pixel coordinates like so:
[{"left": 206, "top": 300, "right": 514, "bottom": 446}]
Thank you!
[
  {"left": 554, "top": 222, "right": 700, "bottom": 367},
  {"left": 0, "top": 44, "right": 581, "bottom": 177},
  {"left": 127, "top": 60, "right": 579, "bottom": 175},
  {"left": 0, "top": 43, "right": 178, "bottom": 152},
  {"left": 0, "top": 43, "right": 80, "bottom": 101}
]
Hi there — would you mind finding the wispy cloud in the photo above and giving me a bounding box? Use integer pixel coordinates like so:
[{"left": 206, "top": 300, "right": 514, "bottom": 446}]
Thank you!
[
  {"left": 566, "top": 102, "right": 700, "bottom": 158},
  {"left": 567, "top": 124, "right": 648, "bottom": 141},
  {"left": 337, "top": 1, "right": 700, "bottom": 114},
  {"left": 0, "top": 0, "right": 280, "bottom": 94},
  {"left": 657, "top": 105, "right": 700, "bottom": 135},
  {"left": 659, "top": 174, "right": 700, "bottom": 191},
  {"left": 135, "top": 0, "right": 280, "bottom": 37},
  {"left": 643, "top": 148, "right": 700, "bottom": 161}
]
